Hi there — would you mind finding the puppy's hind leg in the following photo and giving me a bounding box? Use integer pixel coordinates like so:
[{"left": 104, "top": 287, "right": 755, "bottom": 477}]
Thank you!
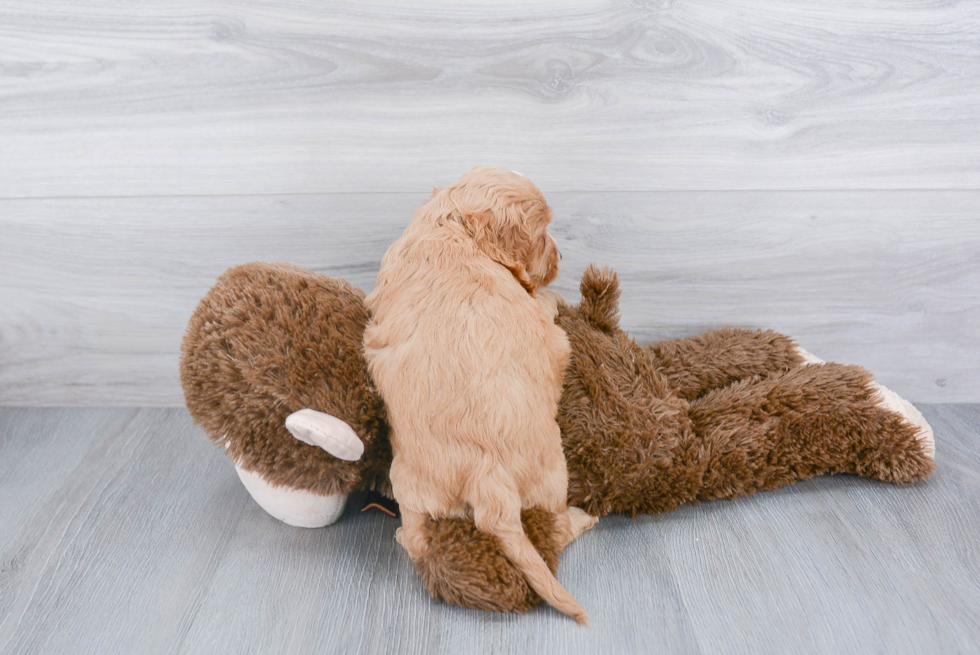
[
  {"left": 555, "top": 507, "right": 598, "bottom": 549},
  {"left": 396, "top": 507, "right": 431, "bottom": 562}
]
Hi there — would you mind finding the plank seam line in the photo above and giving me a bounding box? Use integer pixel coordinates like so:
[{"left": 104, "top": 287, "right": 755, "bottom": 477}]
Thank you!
[{"left": 1, "top": 189, "right": 979, "bottom": 201}]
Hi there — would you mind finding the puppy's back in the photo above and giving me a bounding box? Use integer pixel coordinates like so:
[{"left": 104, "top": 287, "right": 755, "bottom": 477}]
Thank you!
[
  {"left": 365, "top": 229, "right": 568, "bottom": 478},
  {"left": 364, "top": 194, "right": 585, "bottom": 623}
]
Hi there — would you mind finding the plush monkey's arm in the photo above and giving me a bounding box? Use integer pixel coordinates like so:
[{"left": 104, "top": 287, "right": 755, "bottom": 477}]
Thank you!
[{"left": 647, "top": 328, "right": 805, "bottom": 401}]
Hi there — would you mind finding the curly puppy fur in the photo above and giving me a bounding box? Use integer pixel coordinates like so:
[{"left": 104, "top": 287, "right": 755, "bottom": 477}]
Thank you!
[{"left": 363, "top": 166, "right": 592, "bottom": 624}]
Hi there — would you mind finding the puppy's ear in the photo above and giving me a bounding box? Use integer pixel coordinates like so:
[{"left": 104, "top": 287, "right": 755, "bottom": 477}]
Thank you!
[{"left": 460, "top": 207, "right": 536, "bottom": 292}]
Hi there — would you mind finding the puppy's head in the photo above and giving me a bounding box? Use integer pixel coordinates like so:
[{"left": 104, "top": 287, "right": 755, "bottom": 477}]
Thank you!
[{"left": 434, "top": 166, "right": 559, "bottom": 292}]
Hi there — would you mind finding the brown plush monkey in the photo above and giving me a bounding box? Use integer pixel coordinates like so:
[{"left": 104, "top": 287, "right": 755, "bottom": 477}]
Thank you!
[{"left": 180, "top": 262, "right": 934, "bottom": 614}]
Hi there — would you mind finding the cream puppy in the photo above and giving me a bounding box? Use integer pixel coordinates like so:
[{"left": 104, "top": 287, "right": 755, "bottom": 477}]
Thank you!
[{"left": 363, "top": 166, "right": 595, "bottom": 624}]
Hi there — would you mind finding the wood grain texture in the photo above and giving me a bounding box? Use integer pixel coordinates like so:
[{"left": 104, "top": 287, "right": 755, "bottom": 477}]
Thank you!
[
  {"left": 1, "top": 0, "right": 978, "bottom": 197},
  {"left": 1, "top": 406, "right": 978, "bottom": 654},
  {"left": 1, "top": 191, "right": 977, "bottom": 405},
  {"left": 0, "top": 409, "right": 250, "bottom": 655},
  {"left": 0, "top": 409, "right": 121, "bottom": 554}
]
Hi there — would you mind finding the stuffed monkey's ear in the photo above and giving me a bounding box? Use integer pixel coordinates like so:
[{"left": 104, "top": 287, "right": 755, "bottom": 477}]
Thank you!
[
  {"left": 285, "top": 409, "right": 364, "bottom": 461},
  {"left": 579, "top": 264, "right": 621, "bottom": 333},
  {"left": 460, "top": 207, "right": 536, "bottom": 292}
]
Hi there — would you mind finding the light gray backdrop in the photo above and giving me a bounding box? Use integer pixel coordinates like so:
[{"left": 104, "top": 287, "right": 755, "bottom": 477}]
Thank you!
[{"left": 1, "top": 0, "right": 978, "bottom": 405}]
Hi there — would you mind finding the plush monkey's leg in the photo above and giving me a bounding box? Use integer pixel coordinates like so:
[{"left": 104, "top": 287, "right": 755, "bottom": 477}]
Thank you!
[
  {"left": 649, "top": 328, "right": 804, "bottom": 401},
  {"left": 686, "top": 362, "right": 935, "bottom": 502}
]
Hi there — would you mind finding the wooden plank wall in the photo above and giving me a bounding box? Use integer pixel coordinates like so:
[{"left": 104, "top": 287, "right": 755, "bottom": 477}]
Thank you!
[{"left": 1, "top": 0, "right": 978, "bottom": 405}]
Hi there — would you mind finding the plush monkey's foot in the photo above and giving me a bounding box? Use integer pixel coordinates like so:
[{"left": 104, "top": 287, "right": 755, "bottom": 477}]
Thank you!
[
  {"left": 793, "top": 344, "right": 935, "bottom": 462},
  {"left": 794, "top": 343, "right": 826, "bottom": 366},
  {"left": 870, "top": 381, "right": 936, "bottom": 461},
  {"left": 234, "top": 464, "right": 349, "bottom": 527}
]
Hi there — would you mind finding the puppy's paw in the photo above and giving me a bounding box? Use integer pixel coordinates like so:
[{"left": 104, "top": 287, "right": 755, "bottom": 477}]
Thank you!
[
  {"left": 395, "top": 525, "right": 431, "bottom": 561},
  {"left": 568, "top": 506, "right": 599, "bottom": 535},
  {"left": 534, "top": 288, "right": 564, "bottom": 320}
]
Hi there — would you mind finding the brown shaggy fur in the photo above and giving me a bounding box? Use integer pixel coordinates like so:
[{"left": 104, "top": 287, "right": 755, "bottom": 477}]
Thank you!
[
  {"left": 180, "top": 262, "right": 935, "bottom": 614},
  {"left": 557, "top": 266, "right": 933, "bottom": 518},
  {"left": 415, "top": 509, "right": 562, "bottom": 613},
  {"left": 650, "top": 328, "right": 805, "bottom": 402},
  {"left": 180, "top": 262, "right": 391, "bottom": 496}
]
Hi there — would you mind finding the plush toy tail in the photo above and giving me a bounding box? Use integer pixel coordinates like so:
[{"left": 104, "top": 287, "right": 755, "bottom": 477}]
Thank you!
[{"left": 578, "top": 264, "right": 621, "bottom": 333}]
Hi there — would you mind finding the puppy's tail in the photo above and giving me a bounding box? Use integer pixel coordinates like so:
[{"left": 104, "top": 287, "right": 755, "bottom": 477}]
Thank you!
[{"left": 470, "top": 480, "right": 589, "bottom": 625}]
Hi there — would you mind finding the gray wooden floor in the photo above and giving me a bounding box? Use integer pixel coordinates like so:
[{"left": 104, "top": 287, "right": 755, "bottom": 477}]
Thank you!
[{"left": 1, "top": 406, "right": 978, "bottom": 655}]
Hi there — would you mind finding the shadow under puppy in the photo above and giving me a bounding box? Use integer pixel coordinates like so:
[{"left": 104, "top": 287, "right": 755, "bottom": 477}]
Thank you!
[{"left": 363, "top": 166, "right": 596, "bottom": 624}]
